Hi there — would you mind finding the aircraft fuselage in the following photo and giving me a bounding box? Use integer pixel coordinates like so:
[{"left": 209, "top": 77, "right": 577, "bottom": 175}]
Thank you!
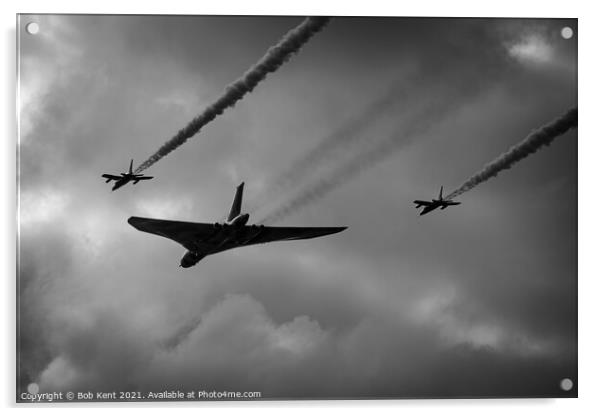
[
  {"left": 419, "top": 200, "right": 457, "bottom": 215},
  {"left": 179, "top": 219, "right": 264, "bottom": 267},
  {"left": 112, "top": 173, "right": 151, "bottom": 191}
]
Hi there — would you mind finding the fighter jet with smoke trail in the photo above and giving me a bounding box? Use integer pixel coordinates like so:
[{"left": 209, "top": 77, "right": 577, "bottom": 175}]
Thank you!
[
  {"left": 101, "top": 159, "right": 154, "bottom": 191},
  {"left": 413, "top": 186, "right": 461, "bottom": 216},
  {"left": 128, "top": 182, "right": 346, "bottom": 268}
]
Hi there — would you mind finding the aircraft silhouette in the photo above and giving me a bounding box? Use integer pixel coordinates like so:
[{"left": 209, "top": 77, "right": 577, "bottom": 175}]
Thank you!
[
  {"left": 128, "top": 182, "right": 347, "bottom": 268},
  {"left": 102, "top": 159, "right": 153, "bottom": 191},
  {"left": 413, "top": 186, "right": 461, "bottom": 216}
]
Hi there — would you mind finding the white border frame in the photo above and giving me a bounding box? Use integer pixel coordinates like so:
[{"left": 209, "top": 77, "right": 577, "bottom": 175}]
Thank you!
[{"left": 3, "top": 1, "right": 600, "bottom": 414}]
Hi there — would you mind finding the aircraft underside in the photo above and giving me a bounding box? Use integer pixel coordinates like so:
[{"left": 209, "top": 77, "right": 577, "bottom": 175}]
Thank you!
[{"left": 127, "top": 182, "right": 346, "bottom": 268}]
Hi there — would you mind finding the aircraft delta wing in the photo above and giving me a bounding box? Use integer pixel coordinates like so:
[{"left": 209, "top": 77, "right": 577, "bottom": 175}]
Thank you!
[{"left": 128, "top": 217, "right": 346, "bottom": 253}]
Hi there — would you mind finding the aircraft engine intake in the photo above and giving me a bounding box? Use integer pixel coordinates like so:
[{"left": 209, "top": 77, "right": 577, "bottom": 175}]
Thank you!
[{"left": 228, "top": 213, "right": 250, "bottom": 228}]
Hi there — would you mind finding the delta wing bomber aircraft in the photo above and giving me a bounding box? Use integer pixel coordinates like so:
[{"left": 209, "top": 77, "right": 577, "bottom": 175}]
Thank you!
[{"left": 128, "top": 182, "right": 347, "bottom": 268}]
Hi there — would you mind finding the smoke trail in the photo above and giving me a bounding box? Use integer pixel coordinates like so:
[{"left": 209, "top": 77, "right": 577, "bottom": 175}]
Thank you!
[
  {"left": 162, "top": 316, "right": 203, "bottom": 351},
  {"left": 246, "top": 80, "right": 415, "bottom": 210},
  {"left": 134, "top": 17, "right": 331, "bottom": 173},
  {"left": 259, "top": 97, "right": 457, "bottom": 224},
  {"left": 445, "top": 108, "right": 577, "bottom": 200},
  {"left": 246, "top": 77, "right": 436, "bottom": 214}
]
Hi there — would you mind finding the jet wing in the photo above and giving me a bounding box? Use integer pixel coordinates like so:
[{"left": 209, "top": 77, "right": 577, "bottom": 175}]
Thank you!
[
  {"left": 413, "top": 200, "right": 431, "bottom": 207},
  {"left": 127, "top": 216, "right": 217, "bottom": 251},
  {"left": 102, "top": 174, "right": 122, "bottom": 180},
  {"left": 133, "top": 176, "right": 153, "bottom": 184},
  {"left": 237, "top": 225, "right": 347, "bottom": 247}
]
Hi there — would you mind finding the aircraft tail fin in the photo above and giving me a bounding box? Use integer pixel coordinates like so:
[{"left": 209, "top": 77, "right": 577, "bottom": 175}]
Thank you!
[
  {"left": 129, "top": 159, "right": 134, "bottom": 174},
  {"left": 439, "top": 186, "right": 443, "bottom": 200},
  {"left": 227, "top": 182, "right": 245, "bottom": 221}
]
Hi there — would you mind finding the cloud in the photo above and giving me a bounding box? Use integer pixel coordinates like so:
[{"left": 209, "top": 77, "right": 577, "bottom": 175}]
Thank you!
[
  {"left": 507, "top": 33, "right": 554, "bottom": 64},
  {"left": 134, "top": 196, "right": 195, "bottom": 219},
  {"left": 37, "top": 310, "right": 156, "bottom": 392},
  {"left": 19, "top": 16, "right": 86, "bottom": 141},
  {"left": 30, "top": 270, "right": 573, "bottom": 398},
  {"left": 501, "top": 20, "right": 576, "bottom": 75},
  {"left": 411, "top": 288, "right": 559, "bottom": 357},
  {"left": 34, "top": 293, "right": 334, "bottom": 395},
  {"left": 19, "top": 187, "right": 71, "bottom": 226}
]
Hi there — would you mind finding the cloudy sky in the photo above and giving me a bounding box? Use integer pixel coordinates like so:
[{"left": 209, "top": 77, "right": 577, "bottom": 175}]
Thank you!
[{"left": 18, "top": 15, "right": 577, "bottom": 400}]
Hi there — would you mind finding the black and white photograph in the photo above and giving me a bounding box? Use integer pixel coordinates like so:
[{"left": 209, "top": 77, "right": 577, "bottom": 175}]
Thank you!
[{"left": 17, "top": 13, "right": 577, "bottom": 402}]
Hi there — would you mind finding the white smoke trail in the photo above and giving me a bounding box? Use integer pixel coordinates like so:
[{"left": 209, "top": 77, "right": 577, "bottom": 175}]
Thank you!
[
  {"left": 135, "top": 17, "right": 331, "bottom": 173},
  {"left": 445, "top": 108, "right": 577, "bottom": 200}
]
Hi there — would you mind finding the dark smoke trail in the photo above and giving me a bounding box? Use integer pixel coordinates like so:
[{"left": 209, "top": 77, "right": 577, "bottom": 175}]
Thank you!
[
  {"left": 246, "top": 80, "right": 416, "bottom": 211},
  {"left": 246, "top": 73, "right": 450, "bottom": 215},
  {"left": 259, "top": 97, "right": 457, "bottom": 224},
  {"left": 135, "top": 17, "right": 331, "bottom": 173},
  {"left": 162, "top": 316, "right": 202, "bottom": 351},
  {"left": 445, "top": 108, "right": 577, "bottom": 200}
]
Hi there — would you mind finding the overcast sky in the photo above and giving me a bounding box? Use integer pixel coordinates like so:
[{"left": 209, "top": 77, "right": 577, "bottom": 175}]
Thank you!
[{"left": 18, "top": 15, "right": 577, "bottom": 399}]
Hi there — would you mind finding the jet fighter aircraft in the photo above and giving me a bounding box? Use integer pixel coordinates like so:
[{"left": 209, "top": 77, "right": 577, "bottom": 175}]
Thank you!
[
  {"left": 102, "top": 159, "right": 153, "bottom": 191},
  {"left": 128, "top": 182, "right": 347, "bottom": 268},
  {"left": 413, "top": 186, "right": 461, "bottom": 216}
]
